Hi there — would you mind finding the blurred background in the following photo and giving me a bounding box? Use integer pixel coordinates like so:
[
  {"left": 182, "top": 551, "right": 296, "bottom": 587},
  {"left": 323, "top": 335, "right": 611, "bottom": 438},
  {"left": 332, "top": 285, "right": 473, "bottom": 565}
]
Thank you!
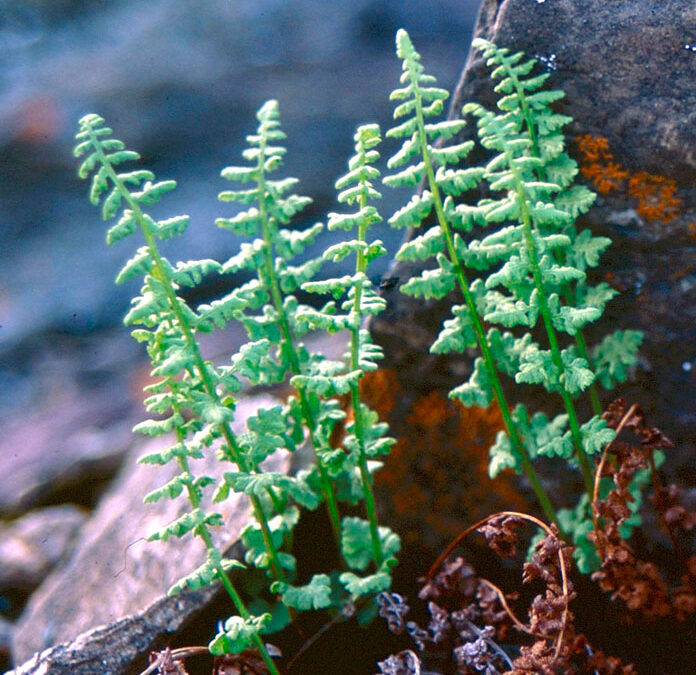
[{"left": 0, "top": 0, "right": 481, "bottom": 439}]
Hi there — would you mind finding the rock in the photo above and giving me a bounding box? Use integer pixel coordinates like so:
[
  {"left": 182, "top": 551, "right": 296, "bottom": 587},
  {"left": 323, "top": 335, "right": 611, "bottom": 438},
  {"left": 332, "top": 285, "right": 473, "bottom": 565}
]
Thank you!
[
  {"left": 0, "top": 505, "right": 87, "bottom": 591},
  {"left": 10, "top": 394, "right": 289, "bottom": 672},
  {"left": 371, "top": 0, "right": 696, "bottom": 477},
  {"left": 0, "top": 616, "right": 12, "bottom": 659},
  {"left": 6, "top": 596, "right": 213, "bottom": 675},
  {"left": 0, "top": 375, "right": 135, "bottom": 515}
]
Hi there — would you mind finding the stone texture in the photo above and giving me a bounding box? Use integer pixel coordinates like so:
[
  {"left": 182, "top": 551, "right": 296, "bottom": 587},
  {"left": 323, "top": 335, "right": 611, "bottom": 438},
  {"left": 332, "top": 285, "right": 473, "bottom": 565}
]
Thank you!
[
  {"left": 0, "top": 505, "right": 87, "bottom": 591},
  {"left": 10, "top": 394, "right": 288, "bottom": 672},
  {"left": 0, "top": 377, "right": 135, "bottom": 515},
  {"left": 372, "top": 0, "right": 696, "bottom": 478},
  {"left": 0, "top": 617, "right": 12, "bottom": 663},
  {"left": 6, "top": 595, "right": 213, "bottom": 675}
]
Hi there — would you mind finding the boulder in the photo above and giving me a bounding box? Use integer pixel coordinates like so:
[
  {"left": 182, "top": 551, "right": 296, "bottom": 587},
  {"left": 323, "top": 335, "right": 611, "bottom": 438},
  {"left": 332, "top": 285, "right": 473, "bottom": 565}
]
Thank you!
[
  {"left": 9, "top": 394, "right": 288, "bottom": 673},
  {"left": 0, "top": 505, "right": 87, "bottom": 592},
  {"left": 372, "top": 0, "right": 696, "bottom": 478},
  {"left": 0, "top": 374, "right": 135, "bottom": 516}
]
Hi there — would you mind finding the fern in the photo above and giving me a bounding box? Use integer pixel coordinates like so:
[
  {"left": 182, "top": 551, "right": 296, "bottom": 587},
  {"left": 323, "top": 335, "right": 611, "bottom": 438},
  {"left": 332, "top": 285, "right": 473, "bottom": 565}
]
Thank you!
[
  {"left": 383, "top": 30, "right": 558, "bottom": 527},
  {"left": 217, "top": 105, "right": 399, "bottom": 595},
  {"left": 383, "top": 32, "right": 648, "bottom": 569},
  {"left": 302, "top": 123, "right": 400, "bottom": 590},
  {"left": 75, "top": 114, "right": 284, "bottom": 672},
  {"left": 462, "top": 42, "right": 632, "bottom": 493},
  {"left": 73, "top": 29, "right": 650, "bottom": 667},
  {"left": 471, "top": 38, "right": 642, "bottom": 416},
  {"left": 216, "top": 100, "right": 350, "bottom": 564}
]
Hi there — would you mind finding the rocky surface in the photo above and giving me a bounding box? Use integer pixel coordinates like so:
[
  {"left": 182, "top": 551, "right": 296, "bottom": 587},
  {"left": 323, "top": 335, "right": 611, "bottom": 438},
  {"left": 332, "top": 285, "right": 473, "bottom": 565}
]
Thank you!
[
  {"left": 9, "top": 394, "right": 287, "bottom": 672},
  {"left": 0, "top": 380, "right": 134, "bottom": 516},
  {"left": 7, "top": 595, "right": 216, "bottom": 675},
  {"left": 372, "top": 0, "right": 696, "bottom": 476},
  {"left": 0, "top": 505, "right": 87, "bottom": 592}
]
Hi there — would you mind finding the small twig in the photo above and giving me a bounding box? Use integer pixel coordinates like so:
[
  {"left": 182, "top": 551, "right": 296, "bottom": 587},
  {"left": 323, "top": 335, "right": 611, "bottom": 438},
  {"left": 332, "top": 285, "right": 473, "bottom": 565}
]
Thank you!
[{"left": 478, "top": 579, "right": 535, "bottom": 637}]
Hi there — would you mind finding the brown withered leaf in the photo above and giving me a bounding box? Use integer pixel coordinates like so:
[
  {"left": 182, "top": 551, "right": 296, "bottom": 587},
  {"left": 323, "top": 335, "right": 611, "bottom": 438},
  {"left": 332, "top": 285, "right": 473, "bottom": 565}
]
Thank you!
[{"left": 477, "top": 515, "right": 524, "bottom": 558}]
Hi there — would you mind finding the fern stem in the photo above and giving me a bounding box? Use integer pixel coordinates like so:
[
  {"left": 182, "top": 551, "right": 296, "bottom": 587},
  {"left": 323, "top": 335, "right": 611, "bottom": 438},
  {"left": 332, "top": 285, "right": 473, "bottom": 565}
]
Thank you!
[
  {"left": 573, "top": 331, "right": 602, "bottom": 415},
  {"left": 254, "top": 144, "right": 344, "bottom": 561},
  {"left": 348, "top": 200, "right": 384, "bottom": 568},
  {"left": 406, "top": 77, "right": 558, "bottom": 528},
  {"left": 213, "top": 570, "right": 281, "bottom": 675},
  {"left": 495, "top": 47, "right": 602, "bottom": 417},
  {"left": 507, "top": 156, "right": 595, "bottom": 495},
  {"left": 181, "top": 462, "right": 281, "bottom": 675},
  {"left": 167, "top": 419, "right": 280, "bottom": 675},
  {"left": 88, "top": 131, "right": 286, "bottom": 583}
]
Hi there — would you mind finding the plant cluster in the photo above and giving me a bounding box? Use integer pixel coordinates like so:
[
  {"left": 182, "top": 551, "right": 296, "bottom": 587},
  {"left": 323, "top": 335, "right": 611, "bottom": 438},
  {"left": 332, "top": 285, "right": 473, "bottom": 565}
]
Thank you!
[
  {"left": 73, "top": 28, "right": 692, "bottom": 675},
  {"left": 75, "top": 103, "right": 398, "bottom": 675},
  {"left": 374, "top": 400, "right": 696, "bottom": 674}
]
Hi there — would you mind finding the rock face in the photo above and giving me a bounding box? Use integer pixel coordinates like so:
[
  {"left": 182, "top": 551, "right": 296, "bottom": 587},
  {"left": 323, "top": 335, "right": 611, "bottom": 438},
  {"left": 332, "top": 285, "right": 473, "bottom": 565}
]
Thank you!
[
  {"left": 372, "top": 0, "right": 696, "bottom": 475},
  {"left": 0, "top": 505, "right": 87, "bottom": 592},
  {"left": 9, "top": 394, "right": 288, "bottom": 673},
  {"left": 0, "top": 380, "right": 135, "bottom": 515}
]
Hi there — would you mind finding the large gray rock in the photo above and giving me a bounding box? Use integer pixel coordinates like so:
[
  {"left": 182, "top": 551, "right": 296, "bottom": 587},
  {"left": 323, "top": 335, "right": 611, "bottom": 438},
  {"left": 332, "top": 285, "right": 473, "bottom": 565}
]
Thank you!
[
  {"left": 0, "top": 378, "right": 134, "bottom": 516},
  {"left": 372, "top": 0, "right": 696, "bottom": 472},
  {"left": 0, "top": 505, "right": 87, "bottom": 592},
  {"left": 9, "top": 394, "right": 289, "bottom": 673}
]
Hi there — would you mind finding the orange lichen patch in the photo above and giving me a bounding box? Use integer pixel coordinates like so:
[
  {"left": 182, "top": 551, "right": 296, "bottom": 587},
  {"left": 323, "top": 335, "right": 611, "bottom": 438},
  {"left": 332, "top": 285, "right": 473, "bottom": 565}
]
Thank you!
[
  {"left": 581, "top": 161, "right": 629, "bottom": 195},
  {"left": 359, "top": 367, "right": 400, "bottom": 419},
  {"left": 627, "top": 172, "right": 682, "bottom": 224},
  {"left": 576, "top": 134, "right": 612, "bottom": 163},
  {"left": 390, "top": 474, "right": 430, "bottom": 516},
  {"left": 575, "top": 134, "right": 684, "bottom": 225},
  {"left": 376, "top": 390, "right": 528, "bottom": 544},
  {"left": 406, "top": 390, "right": 450, "bottom": 428},
  {"left": 576, "top": 134, "right": 628, "bottom": 195},
  {"left": 687, "top": 222, "right": 696, "bottom": 240}
]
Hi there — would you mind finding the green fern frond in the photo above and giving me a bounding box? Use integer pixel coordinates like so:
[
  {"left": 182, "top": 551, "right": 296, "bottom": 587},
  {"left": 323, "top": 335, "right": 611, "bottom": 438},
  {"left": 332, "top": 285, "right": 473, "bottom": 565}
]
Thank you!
[{"left": 384, "top": 30, "right": 558, "bottom": 528}]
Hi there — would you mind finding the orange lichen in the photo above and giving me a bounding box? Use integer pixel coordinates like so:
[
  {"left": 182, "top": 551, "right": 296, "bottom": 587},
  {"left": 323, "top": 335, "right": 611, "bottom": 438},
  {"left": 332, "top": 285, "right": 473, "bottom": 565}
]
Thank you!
[
  {"left": 375, "top": 387, "right": 527, "bottom": 545},
  {"left": 581, "top": 161, "right": 629, "bottom": 195},
  {"left": 627, "top": 172, "right": 682, "bottom": 224},
  {"left": 576, "top": 134, "right": 628, "bottom": 194},
  {"left": 575, "top": 134, "right": 683, "bottom": 224},
  {"left": 576, "top": 133, "right": 612, "bottom": 163},
  {"left": 405, "top": 390, "right": 450, "bottom": 428},
  {"left": 359, "top": 367, "right": 400, "bottom": 419}
]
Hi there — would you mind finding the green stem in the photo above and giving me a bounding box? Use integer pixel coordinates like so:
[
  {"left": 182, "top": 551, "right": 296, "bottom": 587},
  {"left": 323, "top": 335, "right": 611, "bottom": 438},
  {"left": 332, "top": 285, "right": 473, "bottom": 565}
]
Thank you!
[
  {"left": 507, "top": 155, "right": 595, "bottom": 495},
  {"left": 349, "top": 383, "right": 384, "bottom": 567},
  {"left": 573, "top": 331, "right": 602, "bottom": 415},
  {"left": 348, "top": 199, "right": 384, "bottom": 568},
  {"left": 91, "top": 132, "right": 285, "bottom": 583},
  {"left": 406, "top": 72, "right": 558, "bottom": 529},
  {"left": 176, "top": 449, "right": 281, "bottom": 675},
  {"left": 254, "top": 148, "right": 344, "bottom": 560}
]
